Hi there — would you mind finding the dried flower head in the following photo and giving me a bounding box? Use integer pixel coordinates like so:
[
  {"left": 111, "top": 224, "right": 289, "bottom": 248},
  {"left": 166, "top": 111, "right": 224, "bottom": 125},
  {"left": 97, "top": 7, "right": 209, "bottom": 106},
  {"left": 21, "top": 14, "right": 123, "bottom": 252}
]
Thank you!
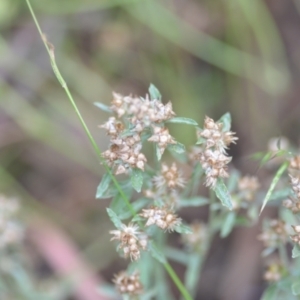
[
  {"left": 198, "top": 149, "right": 231, "bottom": 187},
  {"left": 290, "top": 225, "right": 300, "bottom": 245},
  {"left": 148, "top": 126, "right": 176, "bottom": 156},
  {"left": 113, "top": 270, "right": 143, "bottom": 296},
  {"left": 99, "top": 117, "right": 124, "bottom": 137},
  {"left": 181, "top": 222, "right": 207, "bottom": 250},
  {"left": 289, "top": 155, "right": 300, "bottom": 170},
  {"left": 111, "top": 93, "right": 175, "bottom": 128},
  {"left": 263, "top": 262, "right": 285, "bottom": 282},
  {"left": 102, "top": 134, "right": 147, "bottom": 175},
  {"left": 258, "top": 220, "right": 288, "bottom": 248},
  {"left": 197, "top": 116, "right": 237, "bottom": 153},
  {"left": 283, "top": 198, "right": 300, "bottom": 214},
  {"left": 153, "top": 163, "right": 185, "bottom": 190},
  {"left": 238, "top": 176, "right": 260, "bottom": 201},
  {"left": 110, "top": 223, "right": 147, "bottom": 261},
  {"left": 140, "top": 206, "right": 181, "bottom": 232},
  {"left": 194, "top": 116, "right": 237, "bottom": 188}
]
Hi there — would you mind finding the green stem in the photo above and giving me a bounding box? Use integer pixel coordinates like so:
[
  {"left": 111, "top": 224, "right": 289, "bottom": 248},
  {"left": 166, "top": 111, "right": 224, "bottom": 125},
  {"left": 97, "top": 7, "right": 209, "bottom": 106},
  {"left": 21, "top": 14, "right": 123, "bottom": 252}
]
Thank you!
[
  {"left": 25, "top": 1, "right": 193, "bottom": 299},
  {"left": 164, "top": 262, "right": 192, "bottom": 300}
]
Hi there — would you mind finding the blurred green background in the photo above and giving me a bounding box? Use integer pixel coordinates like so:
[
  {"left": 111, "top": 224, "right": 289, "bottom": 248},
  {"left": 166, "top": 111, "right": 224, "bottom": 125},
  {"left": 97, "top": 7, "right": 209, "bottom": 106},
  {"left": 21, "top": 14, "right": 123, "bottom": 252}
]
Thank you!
[{"left": 1, "top": 0, "right": 300, "bottom": 299}]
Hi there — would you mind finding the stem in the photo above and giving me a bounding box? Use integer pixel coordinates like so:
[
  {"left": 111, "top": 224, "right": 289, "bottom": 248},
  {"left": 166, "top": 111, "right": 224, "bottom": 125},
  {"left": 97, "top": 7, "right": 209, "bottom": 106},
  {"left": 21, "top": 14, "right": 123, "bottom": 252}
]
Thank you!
[
  {"left": 164, "top": 262, "right": 192, "bottom": 300},
  {"left": 25, "top": 1, "right": 193, "bottom": 299}
]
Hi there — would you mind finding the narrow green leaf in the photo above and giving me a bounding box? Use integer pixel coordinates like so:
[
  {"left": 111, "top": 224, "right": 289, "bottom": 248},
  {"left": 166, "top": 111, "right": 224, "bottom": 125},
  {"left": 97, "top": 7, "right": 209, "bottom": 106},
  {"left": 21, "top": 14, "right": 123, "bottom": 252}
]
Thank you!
[
  {"left": 213, "top": 179, "right": 233, "bottom": 210},
  {"left": 174, "top": 223, "right": 192, "bottom": 234},
  {"left": 179, "top": 197, "right": 209, "bottom": 207},
  {"left": 149, "top": 84, "right": 161, "bottom": 100},
  {"left": 167, "top": 142, "right": 185, "bottom": 154},
  {"left": 130, "top": 168, "right": 144, "bottom": 193},
  {"left": 165, "top": 247, "right": 189, "bottom": 265},
  {"left": 260, "top": 162, "right": 289, "bottom": 214},
  {"left": 292, "top": 282, "right": 300, "bottom": 295},
  {"left": 106, "top": 208, "right": 123, "bottom": 229},
  {"left": 218, "top": 112, "right": 231, "bottom": 131},
  {"left": 166, "top": 117, "right": 198, "bottom": 126},
  {"left": 149, "top": 242, "right": 166, "bottom": 263},
  {"left": 94, "top": 102, "right": 112, "bottom": 113},
  {"left": 96, "top": 173, "right": 112, "bottom": 199},
  {"left": 261, "top": 284, "right": 278, "bottom": 300},
  {"left": 292, "top": 245, "right": 300, "bottom": 258},
  {"left": 220, "top": 211, "right": 236, "bottom": 238}
]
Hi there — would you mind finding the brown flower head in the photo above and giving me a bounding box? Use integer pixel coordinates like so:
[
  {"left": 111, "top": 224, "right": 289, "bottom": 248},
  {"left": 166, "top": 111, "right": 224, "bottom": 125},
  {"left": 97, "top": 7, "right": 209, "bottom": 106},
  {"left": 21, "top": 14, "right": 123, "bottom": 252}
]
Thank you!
[
  {"left": 113, "top": 270, "right": 143, "bottom": 296},
  {"left": 110, "top": 223, "right": 147, "bottom": 261}
]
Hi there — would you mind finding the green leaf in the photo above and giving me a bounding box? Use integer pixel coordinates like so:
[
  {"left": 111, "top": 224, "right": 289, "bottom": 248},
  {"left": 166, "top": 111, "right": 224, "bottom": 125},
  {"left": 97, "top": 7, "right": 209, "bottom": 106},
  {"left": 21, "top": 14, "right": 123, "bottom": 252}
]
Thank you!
[
  {"left": 156, "top": 144, "right": 162, "bottom": 161},
  {"left": 261, "top": 284, "right": 278, "bottom": 300},
  {"left": 218, "top": 112, "right": 231, "bottom": 131},
  {"left": 213, "top": 179, "right": 233, "bottom": 210},
  {"left": 227, "top": 169, "right": 240, "bottom": 193},
  {"left": 292, "top": 245, "right": 300, "bottom": 258},
  {"left": 149, "top": 84, "right": 161, "bottom": 100},
  {"left": 185, "top": 253, "right": 202, "bottom": 294},
  {"left": 167, "top": 142, "right": 185, "bottom": 154},
  {"left": 110, "top": 193, "right": 126, "bottom": 215},
  {"left": 106, "top": 208, "right": 123, "bottom": 229},
  {"left": 166, "top": 117, "right": 198, "bottom": 126},
  {"left": 179, "top": 197, "right": 209, "bottom": 207},
  {"left": 149, "top": 242, "right": 166, "bottom": 263},
  {"left": 174, "top": 223, "right": 192, "bottom": 234},
  {"left": 96, "top": 173, "right": 112, "bottom": 199},
  {"left": 119, "top": 198, "right": 149, "bottom": 220},
  {"left": 94, "top": 102, "right": 112, "bottom": 113},
  {"left": 165, "top": 247, "right": 189, "bottom": 265},
  {"left": 260, "top": 162, "right": 289, "bottom": 214},
  {"left": 220, "top": 211, "right": 236, "bottom": 238},
  {"left": 130, "top": 168, "right": 144, "bottom": 193},
  {"left": 269, "top": 188, "right": 291, "bottom": 201},
  {"left": 196, "top": 136, "right": 206, "bottom": 145},
  {"left": 292, "top": 282, "right": 300, "bottom": 295}
]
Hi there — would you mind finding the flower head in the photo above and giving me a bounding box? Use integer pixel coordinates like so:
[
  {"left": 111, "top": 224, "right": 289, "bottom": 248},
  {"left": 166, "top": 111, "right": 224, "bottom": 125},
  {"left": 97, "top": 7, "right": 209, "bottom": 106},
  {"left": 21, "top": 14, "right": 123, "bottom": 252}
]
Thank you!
[
  {"left": 153, "top": 163, "right": 185, "bottom": 190},
  {"left": 110, "top": 223, "right": 147, "bottom": 261},
  {"left": 113, "top": 270, "right": 143, "bottom": 296},
  {"left": 140, "top": 206, "right": 181, "bottom": 232},
  {"left": 148, "top": 126, "right": 176, "bottom": 156}
]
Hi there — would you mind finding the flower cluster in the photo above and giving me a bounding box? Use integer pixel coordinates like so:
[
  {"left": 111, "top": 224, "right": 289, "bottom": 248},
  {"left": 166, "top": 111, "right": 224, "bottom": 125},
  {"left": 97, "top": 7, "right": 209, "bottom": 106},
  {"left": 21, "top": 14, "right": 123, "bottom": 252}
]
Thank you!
[
  {"left": 282, "top": 156, "right": 300, "bottom": 213},
  {"left": 0, "top": 195, "right": 23, "bottom": 249},
  {"left": 148, "top": 126, "right": 176, "bottom": 156},
  {"left": 140, "top": 206, "right": 181, "bottom": 232},
  {"left": 196, "top": 116, "right": 237, "bottom": 187},
  {"left": 238, "top": 176, "right": 260, "bottom": 202},
  {"left": 113, "top": 270, "right": 143, "bottom": 296},
  {"left": 111, "top": 92, "right": 175, "bottom": 130},
  {"left": 263, "top": 262, "right": 285, "bottom": 282},
  {"left": 110, "top": 223, "right": 147, "bottom": 261},
  {"left": 153, "top": 163, "right": 185, "bottom": 190},
  {"left": 258, "top": 220, "right": 288, "bottom": 248},
  {"left": 100, "top": 92, "right": 177, "bottom": 174},
  {"left": 181, "top": 221, "right": 207, "bottom": 251},
  {"left": 290, "top": 225, "right": 300, "bottom": 245}
]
